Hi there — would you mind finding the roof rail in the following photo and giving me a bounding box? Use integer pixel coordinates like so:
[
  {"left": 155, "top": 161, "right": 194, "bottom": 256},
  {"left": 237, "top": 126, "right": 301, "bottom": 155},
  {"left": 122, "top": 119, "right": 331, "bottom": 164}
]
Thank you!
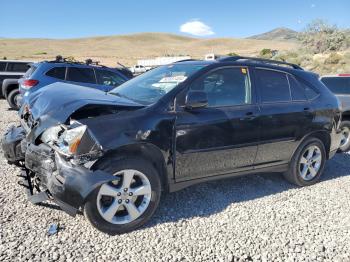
[
  {"left": 173, "top": 59, "right": 199, "bottom": 63},
  {"left": 45, "top": 55, "right": 106, "bottom": 67},
  {"left": 218, "top": 56, "right": 304, "bottom": 70}
]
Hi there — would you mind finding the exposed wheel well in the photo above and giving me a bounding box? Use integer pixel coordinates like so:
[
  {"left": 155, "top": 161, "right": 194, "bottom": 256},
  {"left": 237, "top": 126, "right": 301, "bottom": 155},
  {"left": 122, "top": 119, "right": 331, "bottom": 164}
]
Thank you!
[{"left": 92, "top": 143, "right": 169, "bottom": 191}]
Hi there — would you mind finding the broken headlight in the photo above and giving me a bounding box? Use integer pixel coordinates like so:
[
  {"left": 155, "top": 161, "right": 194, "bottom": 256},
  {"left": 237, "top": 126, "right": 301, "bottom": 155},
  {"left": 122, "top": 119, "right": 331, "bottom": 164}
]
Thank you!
[
  {"left": 57, "top": 125, "right": 87, "bottom": 155},
  {"left": 41, "top": 123, "right": 101, "bottom": 157}
]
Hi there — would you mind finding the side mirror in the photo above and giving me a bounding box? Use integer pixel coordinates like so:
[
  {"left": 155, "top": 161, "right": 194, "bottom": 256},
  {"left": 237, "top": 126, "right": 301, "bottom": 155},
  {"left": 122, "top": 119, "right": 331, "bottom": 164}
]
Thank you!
[{"left": 185, "top": 91, "right": 208, "bottom": 109}]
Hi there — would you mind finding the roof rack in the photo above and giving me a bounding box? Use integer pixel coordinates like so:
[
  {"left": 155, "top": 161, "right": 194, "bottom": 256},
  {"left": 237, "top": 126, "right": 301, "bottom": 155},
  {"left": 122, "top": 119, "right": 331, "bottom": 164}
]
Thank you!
[
  {"left": 46, "top": 55, "right": 105, "bottom": 67},
  {"left": 218, "top": 56, "right": 303, "bottom": 70}
]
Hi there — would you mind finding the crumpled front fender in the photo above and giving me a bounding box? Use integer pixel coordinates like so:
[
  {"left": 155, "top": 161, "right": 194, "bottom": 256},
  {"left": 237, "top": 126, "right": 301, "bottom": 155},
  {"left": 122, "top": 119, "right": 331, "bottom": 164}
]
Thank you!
[{"left": 47, "top": 153, "right": 119, "bottom": 215}]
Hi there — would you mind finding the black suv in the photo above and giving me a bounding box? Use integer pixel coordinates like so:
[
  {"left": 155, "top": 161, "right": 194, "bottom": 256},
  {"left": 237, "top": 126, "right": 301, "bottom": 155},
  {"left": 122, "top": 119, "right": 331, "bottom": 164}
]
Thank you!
[
  {"left": 2, "top": 57, "right": 342, "bottom": 234},
  {"left": 0, "top": 60, "right": 31, "bottom": 98}
]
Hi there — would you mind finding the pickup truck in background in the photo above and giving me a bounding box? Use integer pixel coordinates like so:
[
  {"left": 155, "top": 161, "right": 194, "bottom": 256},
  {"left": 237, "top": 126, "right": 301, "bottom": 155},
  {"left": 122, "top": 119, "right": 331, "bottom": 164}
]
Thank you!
[
  {"left": 0, "top": 60, "right": 32, "bottom": 107},
  {"left": 320, "top": 74, "right": 350, "bottom": 152}
]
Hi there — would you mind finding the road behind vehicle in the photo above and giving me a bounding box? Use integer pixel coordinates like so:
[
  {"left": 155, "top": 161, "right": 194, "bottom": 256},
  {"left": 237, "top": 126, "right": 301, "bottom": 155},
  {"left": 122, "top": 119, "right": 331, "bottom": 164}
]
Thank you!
[
  {"left": 320, "top": 74, "right": 350, "bottom": 152},
  {"left": 2, "top": 56, "right": 342, "bottom": 235},
  {"left": 0, "top": 60, "right": 32, "bottom": 103},
  {"left": 17, "top": 57, "right": 131, "bottom": 110}
]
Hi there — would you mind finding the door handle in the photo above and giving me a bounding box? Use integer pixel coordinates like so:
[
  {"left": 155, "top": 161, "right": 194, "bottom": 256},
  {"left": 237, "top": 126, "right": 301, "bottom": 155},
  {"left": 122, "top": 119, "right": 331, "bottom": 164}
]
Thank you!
[{"left": 240, "top": 111, "right": 256, "bottom": 120}]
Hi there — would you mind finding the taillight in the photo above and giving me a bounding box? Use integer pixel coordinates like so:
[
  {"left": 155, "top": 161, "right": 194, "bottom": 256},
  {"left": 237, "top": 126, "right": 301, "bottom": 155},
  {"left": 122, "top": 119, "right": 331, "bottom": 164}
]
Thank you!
[
  {"left": 22, "top": 79, "right": 39, "bottom": 88},
  {"left": 338, "top": 74, "right": 350, "bottom": 77}
]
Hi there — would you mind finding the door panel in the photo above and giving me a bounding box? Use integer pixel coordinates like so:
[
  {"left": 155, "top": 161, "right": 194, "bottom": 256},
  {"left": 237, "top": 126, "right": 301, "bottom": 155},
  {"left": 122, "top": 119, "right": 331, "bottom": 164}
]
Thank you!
[
  {"left": 254, "top": 102, "right": 313, "bottom": 166},
  {"left": 175, "top": 104, "right": 259, "bottom": 180}
]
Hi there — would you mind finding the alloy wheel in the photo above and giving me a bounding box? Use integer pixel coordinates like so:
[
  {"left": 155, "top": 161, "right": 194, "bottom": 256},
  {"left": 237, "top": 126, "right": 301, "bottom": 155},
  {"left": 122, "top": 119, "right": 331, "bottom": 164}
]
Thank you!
[
  {"left": 97, "top": 169, "right": 152, "bottom": 224},
  {"left": 299, "top": 145, "right": 322, "bottom": 181}
]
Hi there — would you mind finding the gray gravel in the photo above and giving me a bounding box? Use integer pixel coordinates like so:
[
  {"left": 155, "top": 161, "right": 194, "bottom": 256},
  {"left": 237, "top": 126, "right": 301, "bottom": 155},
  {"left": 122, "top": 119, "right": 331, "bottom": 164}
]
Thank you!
[{"left": 0, "top": 99, "right": 350, "bottom": 262}]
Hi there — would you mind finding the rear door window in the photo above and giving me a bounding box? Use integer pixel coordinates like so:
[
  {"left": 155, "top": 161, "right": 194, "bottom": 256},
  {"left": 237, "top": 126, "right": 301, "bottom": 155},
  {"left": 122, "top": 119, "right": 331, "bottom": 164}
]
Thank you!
[
  {"left": 67, "top": 67, "right": 96, "bottom": 84},
  {"left": 321, "top": 77, "right": 350, "bottom": 94},
  {"left": 0, "top": 62, "right": 7, "bottom": 71},
  {"left": 256, "top": 69, "right": 291, "bottom": 103},
  {"left": 7, "top": 62, "right": 29, "bottom": 72},
  {"left": 46, "top": 67, "right": 66, "bottom": 80},
  {"left": 95, "top": 69, "right": 126, "bottom": 87}
]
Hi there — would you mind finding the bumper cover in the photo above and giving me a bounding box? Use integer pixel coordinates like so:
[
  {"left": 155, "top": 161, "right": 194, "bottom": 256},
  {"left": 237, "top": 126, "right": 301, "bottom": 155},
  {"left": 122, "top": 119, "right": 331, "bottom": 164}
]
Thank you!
[
  {"left": 24, "top": 143, "right": 118, "bottom": 215},
  {"left": 2, "top": 125, "right": 26, "bottom": 163}
]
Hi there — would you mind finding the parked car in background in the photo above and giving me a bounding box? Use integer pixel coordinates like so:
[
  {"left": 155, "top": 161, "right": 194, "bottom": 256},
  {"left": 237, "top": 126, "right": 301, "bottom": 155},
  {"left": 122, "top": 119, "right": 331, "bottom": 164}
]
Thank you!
[
  {"left": 2, "top": 57, "right": 342, "bottom": 234},
  {"left": 320, "top": 74, "right": 350, "bottom": 152},
  {"left": 16, "top": 57, "right": 131, "bottom": 110},
  {"left": 0, "top": 60, "right": 32, "bottom": 103}
]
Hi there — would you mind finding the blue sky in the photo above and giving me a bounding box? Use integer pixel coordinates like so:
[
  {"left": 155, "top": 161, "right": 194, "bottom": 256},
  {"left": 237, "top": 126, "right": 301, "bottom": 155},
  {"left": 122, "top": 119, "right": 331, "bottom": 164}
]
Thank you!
[{"left": 0, "top": 0, "right": 349, "bottom": 39}]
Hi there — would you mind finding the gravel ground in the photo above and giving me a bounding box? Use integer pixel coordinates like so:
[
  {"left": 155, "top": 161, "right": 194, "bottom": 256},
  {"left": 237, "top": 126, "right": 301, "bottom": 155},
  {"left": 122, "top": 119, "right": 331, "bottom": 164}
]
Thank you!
[{"left": 0, "top": 99, "right": 350, "bottom": 262}]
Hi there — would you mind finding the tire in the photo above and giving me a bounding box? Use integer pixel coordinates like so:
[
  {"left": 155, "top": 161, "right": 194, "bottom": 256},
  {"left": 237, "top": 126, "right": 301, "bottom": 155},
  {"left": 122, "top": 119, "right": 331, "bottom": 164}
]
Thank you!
[
  {"left": 284, "top": 137, "right": 326, "bottom": 187},
  {"left": 7, "top": 89, "right": 20, "bottom": 110},
  {"left": 84, "top": 157, "right": 162, "bottom": 235},
  {"left": 337, "top": 121, "right": 350, "bottom": 153}
]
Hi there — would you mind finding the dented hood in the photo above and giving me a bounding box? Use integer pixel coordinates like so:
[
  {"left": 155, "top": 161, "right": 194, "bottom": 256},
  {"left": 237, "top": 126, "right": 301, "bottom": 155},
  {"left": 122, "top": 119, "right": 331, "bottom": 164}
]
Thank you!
[
  {"left": 25, "top": 82, "right": 142, "bottom": 122},
  {"left": 22, "top": 83, "right": 143, "bottom": 140}
]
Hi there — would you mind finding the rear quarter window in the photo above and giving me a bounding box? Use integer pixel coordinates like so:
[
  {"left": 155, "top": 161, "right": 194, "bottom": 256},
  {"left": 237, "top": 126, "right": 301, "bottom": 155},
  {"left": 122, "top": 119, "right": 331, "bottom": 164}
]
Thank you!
[{"left": 288, "top": 75, "right": 307, "bottom": 101}]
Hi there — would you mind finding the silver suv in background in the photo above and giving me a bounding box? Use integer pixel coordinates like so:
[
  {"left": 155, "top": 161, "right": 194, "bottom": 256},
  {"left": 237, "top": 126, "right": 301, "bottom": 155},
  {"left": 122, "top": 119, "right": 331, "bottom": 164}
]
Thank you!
[{"left": 320, "top": 74, "right": 350, "bottom": 152}]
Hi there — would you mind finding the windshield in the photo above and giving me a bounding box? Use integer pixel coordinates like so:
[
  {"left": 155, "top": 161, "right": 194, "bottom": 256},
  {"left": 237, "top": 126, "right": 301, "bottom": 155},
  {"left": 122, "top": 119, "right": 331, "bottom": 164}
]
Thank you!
[
  {"left": 321, "top": 77, "right": 350, "bottom": 94},
  {"left": 109, "top": 64, "right": 204, "bottom": 105}
]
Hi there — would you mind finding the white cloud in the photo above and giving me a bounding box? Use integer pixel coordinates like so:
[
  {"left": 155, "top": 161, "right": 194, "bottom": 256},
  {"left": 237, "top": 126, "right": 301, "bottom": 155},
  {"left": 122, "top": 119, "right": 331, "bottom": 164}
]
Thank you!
[
  {"left": 180, "top": 20, "right": 214, "bottom": 36},
  {"left": 311, "top": 4, "right": 316, "bottom": 8}
]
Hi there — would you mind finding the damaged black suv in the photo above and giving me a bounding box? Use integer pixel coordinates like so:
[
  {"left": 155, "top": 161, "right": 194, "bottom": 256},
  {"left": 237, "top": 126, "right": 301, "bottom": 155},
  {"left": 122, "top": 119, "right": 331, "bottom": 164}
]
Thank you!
[{"left": 2, "top": 57, "right": 342, "bottom": 234}]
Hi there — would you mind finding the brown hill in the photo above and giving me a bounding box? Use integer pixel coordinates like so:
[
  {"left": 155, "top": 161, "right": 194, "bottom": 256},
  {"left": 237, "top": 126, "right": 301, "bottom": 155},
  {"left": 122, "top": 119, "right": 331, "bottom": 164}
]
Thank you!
[{"left": 0, "top": 32, "right": 298, "bottom": 66}]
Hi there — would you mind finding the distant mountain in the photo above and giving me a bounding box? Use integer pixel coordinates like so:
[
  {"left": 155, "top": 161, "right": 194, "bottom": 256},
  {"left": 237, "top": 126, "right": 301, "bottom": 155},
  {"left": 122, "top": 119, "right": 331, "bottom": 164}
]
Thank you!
[{"left": 248, "top": 27, "right": 299, "bottom": 41}]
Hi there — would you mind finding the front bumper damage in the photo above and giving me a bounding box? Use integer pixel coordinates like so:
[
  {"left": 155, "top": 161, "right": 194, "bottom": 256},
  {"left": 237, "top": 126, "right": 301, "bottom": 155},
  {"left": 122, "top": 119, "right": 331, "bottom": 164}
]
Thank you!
[
  {"left": 2, "top": 126, "right": 118, "bottom": 216},
  {"left": 2, "top": 125, "right": 26, "bottom": 163}
]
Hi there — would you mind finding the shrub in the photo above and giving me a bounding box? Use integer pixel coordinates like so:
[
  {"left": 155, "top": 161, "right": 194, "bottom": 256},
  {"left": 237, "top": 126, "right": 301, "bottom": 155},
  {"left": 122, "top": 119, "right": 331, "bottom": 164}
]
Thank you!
[
  {"left": 34, "top": 52, "right": 47, "bottom": 55},
  {"left": 299, "top": 19, "right": 348, "bottom": 53},
  {"left": 325, "top": 53, "right": 343, "bottom": 64},
  {"left": 227, "top": 52, "right": 239, "bottom": 56},
  {"left": 259, "top": 48, "right": 273, "bottom": 58}
]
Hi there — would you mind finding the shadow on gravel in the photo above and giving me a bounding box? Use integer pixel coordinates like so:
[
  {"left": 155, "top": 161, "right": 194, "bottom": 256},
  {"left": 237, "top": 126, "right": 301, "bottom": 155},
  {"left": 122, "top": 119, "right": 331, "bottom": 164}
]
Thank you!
[{"left": 146, "top": 153, "right": 350, "bottom": 229}]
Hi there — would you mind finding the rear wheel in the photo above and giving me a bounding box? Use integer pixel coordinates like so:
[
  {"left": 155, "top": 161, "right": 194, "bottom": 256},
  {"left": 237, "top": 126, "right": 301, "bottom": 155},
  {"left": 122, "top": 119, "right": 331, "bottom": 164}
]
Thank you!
[
  {"left": 338, "top": 121, "right": 350, "bottom": 152},
  {"left": 7, "top": 89, "right": 20, "bottom": 110},
  {"left": 284, "top": 137, "right": 326, "bottom": 186},
  {"left": 84, "top": 157, "right": 161, "bottom": 235}
]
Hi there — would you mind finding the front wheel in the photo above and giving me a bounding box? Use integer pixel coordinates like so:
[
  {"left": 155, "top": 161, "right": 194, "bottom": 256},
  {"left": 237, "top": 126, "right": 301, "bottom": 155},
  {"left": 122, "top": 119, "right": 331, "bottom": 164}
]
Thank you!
[
  {"left": 84, "top": 157, "right": 161, "bottom": 235},
  {"left": 284, "top": 137, "right": 326, "bottom": 187}
]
